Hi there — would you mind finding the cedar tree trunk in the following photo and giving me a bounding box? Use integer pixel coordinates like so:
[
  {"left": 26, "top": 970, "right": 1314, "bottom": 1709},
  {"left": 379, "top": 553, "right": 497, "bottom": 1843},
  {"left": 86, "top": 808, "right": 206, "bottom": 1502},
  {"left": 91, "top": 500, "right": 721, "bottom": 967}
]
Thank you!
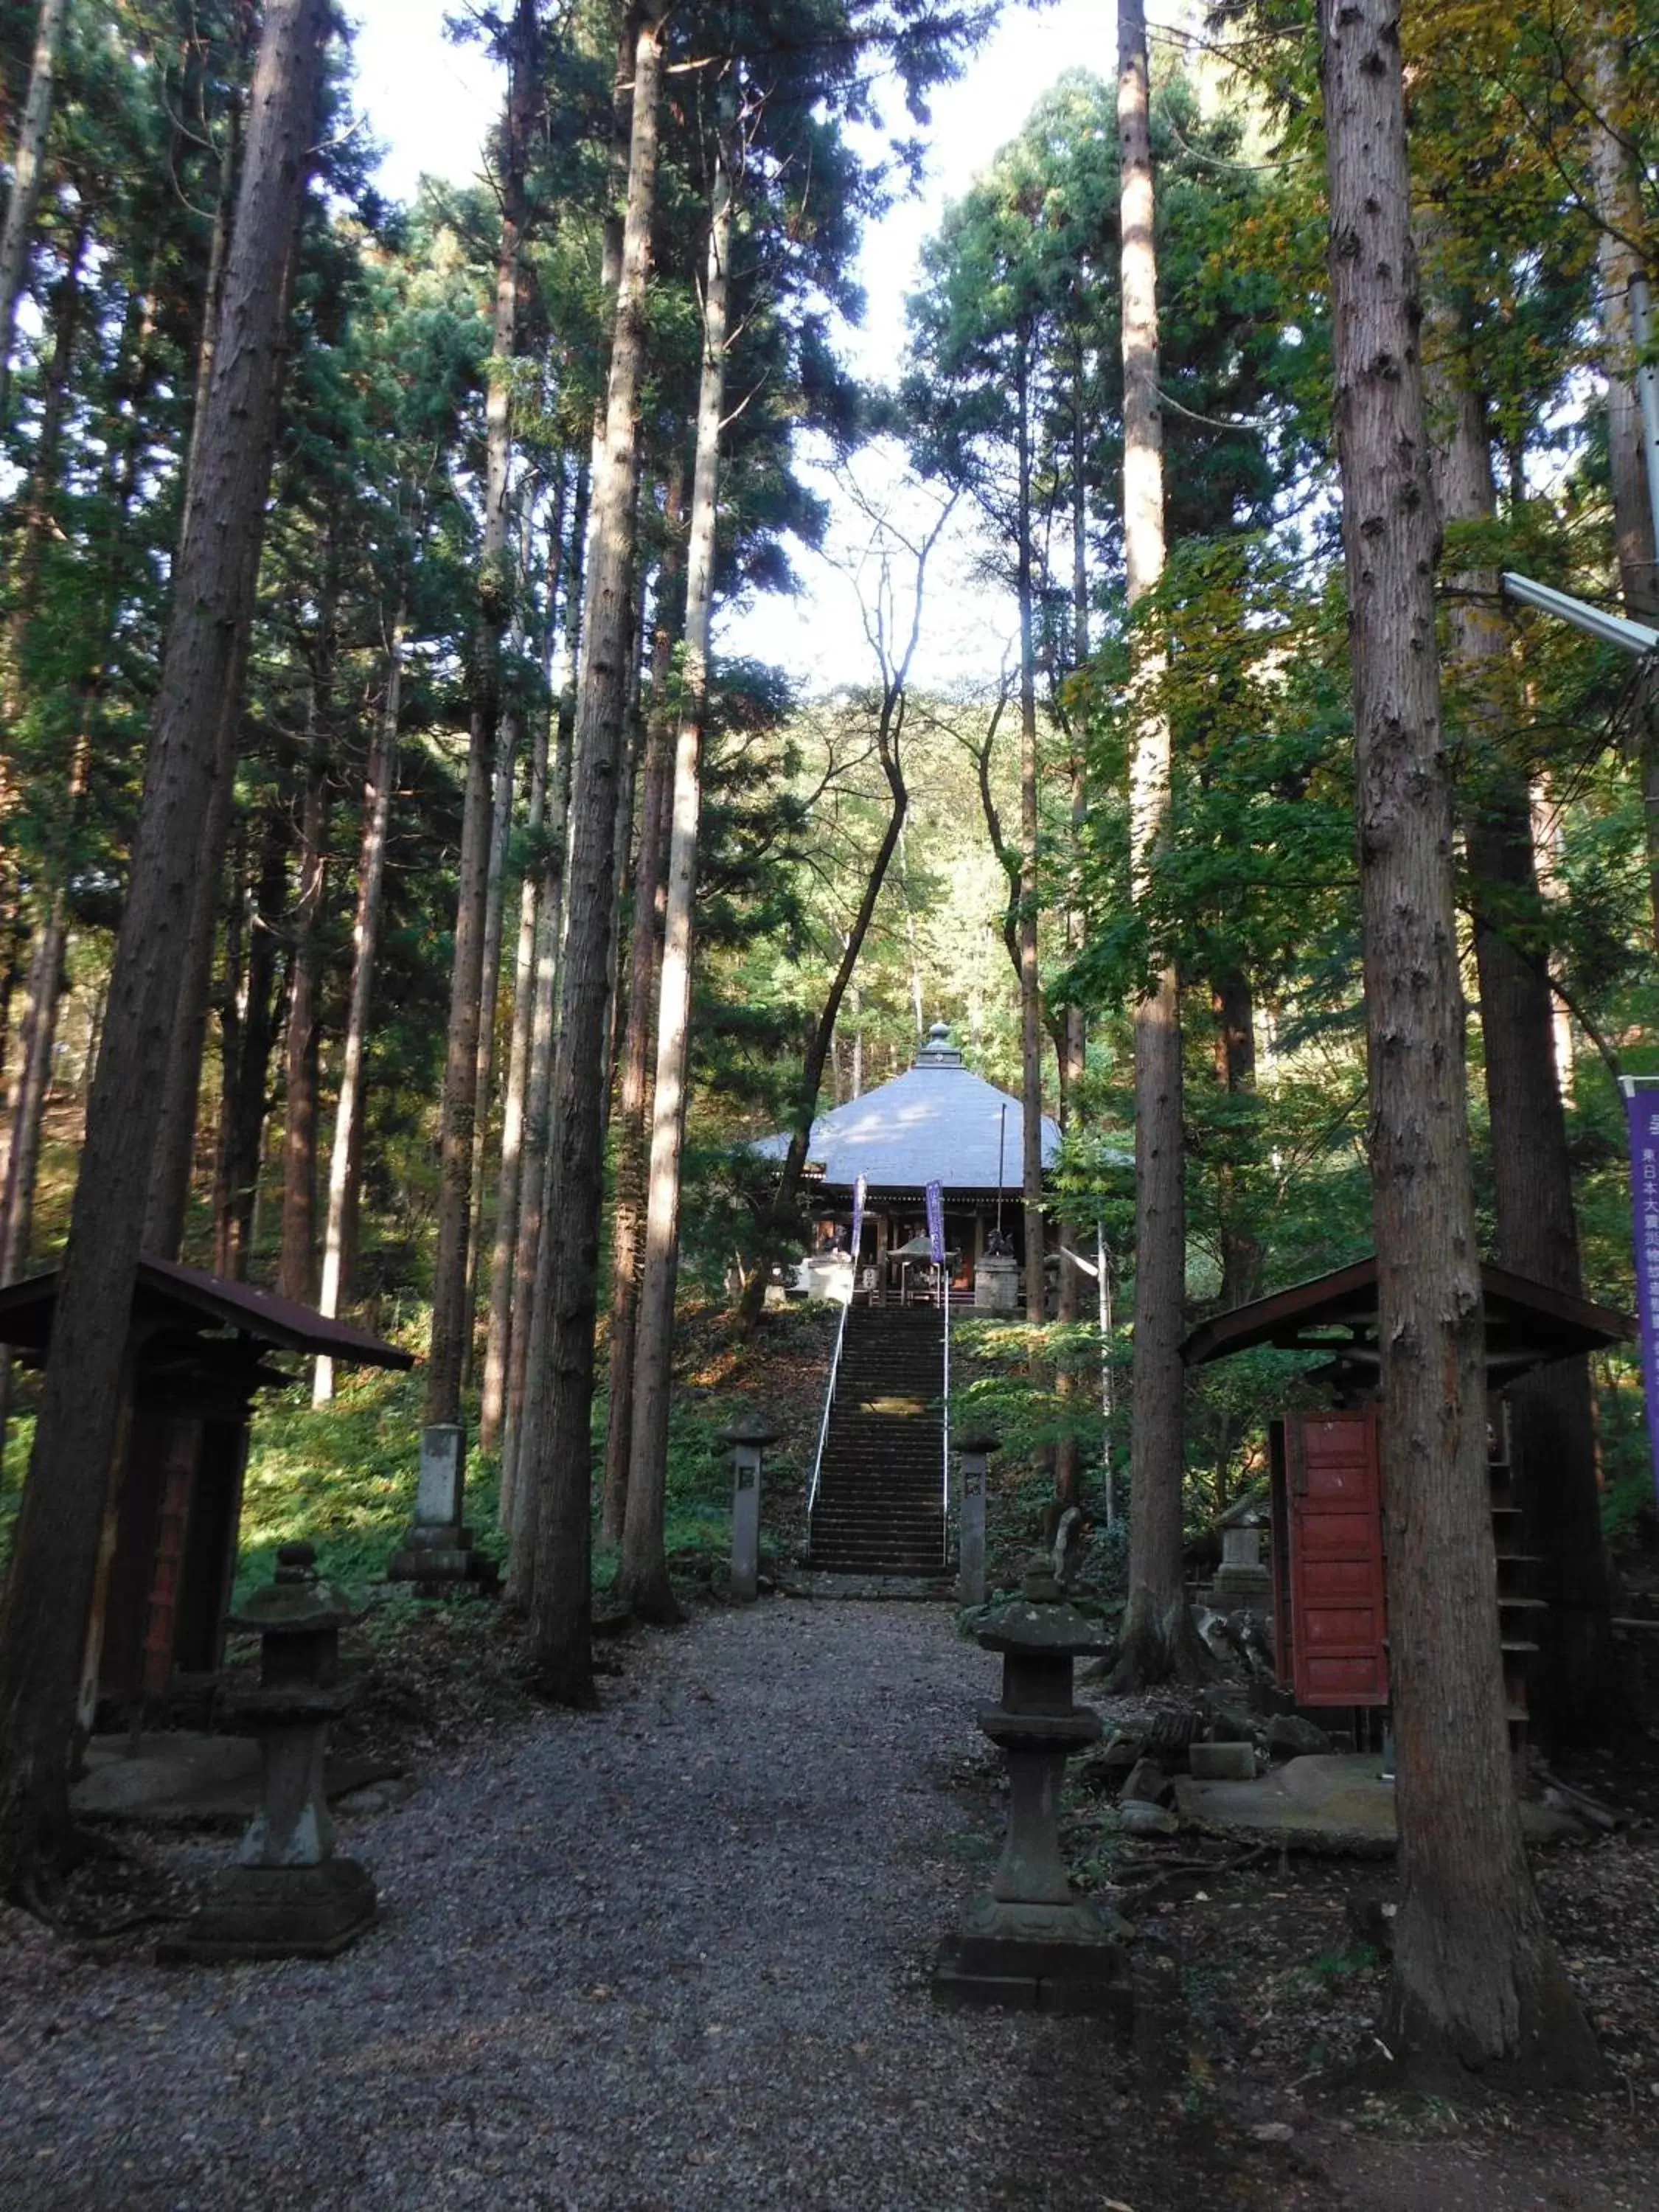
[
  {"left": 0, "top": 0, "right": 329, "bottom": 1896},
  {"left": 524, "top": 3, "right": 666, "bottom": 1695},
  {"left": 1322, "top": 0, "right": 1600, "bottom": 2081}
]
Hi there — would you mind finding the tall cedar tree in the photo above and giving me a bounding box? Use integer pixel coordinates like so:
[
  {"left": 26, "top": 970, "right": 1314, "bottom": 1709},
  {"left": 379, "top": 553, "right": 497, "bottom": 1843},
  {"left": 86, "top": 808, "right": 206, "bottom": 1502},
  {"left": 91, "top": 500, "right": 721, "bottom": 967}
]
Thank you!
[
  {"left": 524, "top": 0, "right": 668, "bottom": 1700},
  {"left": 1321, "top": 0, "right": 1599, "bottom": 2077},
  {"left": 0, "top": 0, "right": 331, "bottom": 1896},
  {"left": 426, "top": 0, "right": 543, "bottom": 1427},
  {"left": 1422, "top": 293, "right": 1621, "bottom": 1747},
  {"left": 1111, "top": 0, "right": 1200, "bottom": 1688},
  {"left": 621, "top": 80, "right": 737, "bottom": 1620}
]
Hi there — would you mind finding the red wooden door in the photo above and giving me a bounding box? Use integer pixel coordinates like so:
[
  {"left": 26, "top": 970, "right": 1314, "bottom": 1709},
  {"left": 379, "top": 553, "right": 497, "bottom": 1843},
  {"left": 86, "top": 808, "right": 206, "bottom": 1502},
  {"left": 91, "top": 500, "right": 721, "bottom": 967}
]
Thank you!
[{"left": 1285, "top": 1409, "right": 1388, "bottom": 1706}]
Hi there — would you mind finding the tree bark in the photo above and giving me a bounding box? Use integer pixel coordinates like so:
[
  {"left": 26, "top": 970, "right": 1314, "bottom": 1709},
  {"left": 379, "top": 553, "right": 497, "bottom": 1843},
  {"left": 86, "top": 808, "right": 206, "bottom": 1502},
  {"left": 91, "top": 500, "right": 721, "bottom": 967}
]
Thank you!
[
  {"left": 602, "top": 458, "right": 686, "bottom": 1545},
  {"left": 0, "top": 0, "right": 330, "bottom": 1896},
  {"left": 214, "top": 785, "right": 291, "bottom": 1278},
  {"left": 425, "top": 0, "right": 540, "bottom": 1426},
  {"left": 1322, "top": 0, "right": 1600, "bottom": 2081},
  {"left": 461, "top": 708, "right": 521, "bottom": 1381},
  {"left": 1014, "top": 338, "right": 1046, "bottom": 1332},
  {"left": 1211, "top": 970, "right": 1261, "bottom": 1311},
  {"left": 524, "top": 3, "right": 667, "bottom": 1700},
  {"left": 1112, "top": 0, "right": 1200, "bottom": 1691},
  {"left": 0, "top": 0, "right": 69, "bottom": 424},
  {"left": 279, "top": 648, "right": 333, "bottom": 1304},
  {"left": 621, "top": 93, "right": 734, "bottom": 1621},
  {"left": 499, "top": 462, "right": 585, "bottom": 1547},
  {"left": 313, "top": 622, "right": 402, "bottom": 1399},
  {"left": 1585, "top": 21, "right": 1659, "bottom": 950},
  {"left": 0, "top": 891, "right": 63, "bottom": 1289},
  {"left": 1424, "top": 321, "right": 1621, "bottom": 1747},
  {"left": 143, "top": 212, "right": 303, "bottom": 1264},
  {"left": 480, "top": 515, "right": 558, "bottom": 1455}
]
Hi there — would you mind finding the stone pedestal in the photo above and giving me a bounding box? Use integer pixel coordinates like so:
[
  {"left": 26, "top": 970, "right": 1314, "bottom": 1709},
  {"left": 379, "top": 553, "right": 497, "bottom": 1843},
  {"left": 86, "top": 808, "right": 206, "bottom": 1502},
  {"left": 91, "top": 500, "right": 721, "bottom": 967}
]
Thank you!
[
  {"left": 934, "top": 1566, "right": 1133, "bottom": 2025},
  {"left": 1212, "top": 1523, "right": 1271, "bottom": 1603},
  {"left": 974, "top": 1255, "right": 1019, "bottom": 1314},
  {"left": 162, "top": 1544, "right": 377, "bottom": 1964},
  {"left": 389, "top": 1425, "right": 494, "bottom": 1591},
  {"left": 721, "top": 1414, "right": 781, "bottom": 1603},
  {"left": 956, "top": 1427, "right": 998, "bottom": 1608}
]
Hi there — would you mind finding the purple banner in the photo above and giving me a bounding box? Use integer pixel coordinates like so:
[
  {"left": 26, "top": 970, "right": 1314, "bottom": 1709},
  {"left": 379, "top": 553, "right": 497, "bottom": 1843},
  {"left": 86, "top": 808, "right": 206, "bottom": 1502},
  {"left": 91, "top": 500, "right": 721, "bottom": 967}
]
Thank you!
[
  {"left": 1624, "top": 1081, "right": 1659, "bottom": 1504},
  {"left": 925, "top": 1179, "right": 945, "bottom": 1266},
  {"left": 851, "top": 1173, "right": 866, "bottom": 1262}
]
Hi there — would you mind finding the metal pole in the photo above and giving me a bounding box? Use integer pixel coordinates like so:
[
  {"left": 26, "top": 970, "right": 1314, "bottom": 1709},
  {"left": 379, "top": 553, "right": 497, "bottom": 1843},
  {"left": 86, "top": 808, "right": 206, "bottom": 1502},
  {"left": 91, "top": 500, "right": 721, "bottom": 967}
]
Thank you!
[{"left": 996, "top": 1103, "right": 1006, "bottom": 1237}]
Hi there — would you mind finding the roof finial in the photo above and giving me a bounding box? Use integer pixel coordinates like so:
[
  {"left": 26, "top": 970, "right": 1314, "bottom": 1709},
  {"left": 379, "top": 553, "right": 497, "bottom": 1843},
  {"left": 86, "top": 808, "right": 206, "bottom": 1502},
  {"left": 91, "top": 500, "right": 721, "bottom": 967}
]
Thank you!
[{"left": 917, "top": 1021, "right": 962, "bottom": 1068}]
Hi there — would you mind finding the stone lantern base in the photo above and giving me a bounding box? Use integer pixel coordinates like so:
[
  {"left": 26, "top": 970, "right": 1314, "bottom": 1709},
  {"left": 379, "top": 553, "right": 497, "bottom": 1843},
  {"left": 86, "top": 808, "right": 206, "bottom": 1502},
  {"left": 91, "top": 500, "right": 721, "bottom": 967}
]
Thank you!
[
  {"left": 934, "top": 1893, "right": 1134, "bottom": 2021},
  {"left": 160, "top": 1859, "right": 378, "bottom": 1964}
]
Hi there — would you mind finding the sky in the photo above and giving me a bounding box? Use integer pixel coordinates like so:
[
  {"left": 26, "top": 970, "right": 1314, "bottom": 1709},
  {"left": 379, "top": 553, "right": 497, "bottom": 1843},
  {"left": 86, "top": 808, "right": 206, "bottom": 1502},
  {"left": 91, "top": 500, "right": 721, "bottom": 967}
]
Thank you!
[{"left": 344, "top": 0, "right": 1108, "bottom": 692}]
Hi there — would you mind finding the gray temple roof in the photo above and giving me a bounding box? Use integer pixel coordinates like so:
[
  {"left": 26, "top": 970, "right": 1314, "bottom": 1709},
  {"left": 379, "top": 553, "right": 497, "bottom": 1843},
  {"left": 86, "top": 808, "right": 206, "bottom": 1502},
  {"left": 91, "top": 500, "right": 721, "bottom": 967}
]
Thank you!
[{"left": 754, "top": 1023, "right": 1061, "bottom": 1193}]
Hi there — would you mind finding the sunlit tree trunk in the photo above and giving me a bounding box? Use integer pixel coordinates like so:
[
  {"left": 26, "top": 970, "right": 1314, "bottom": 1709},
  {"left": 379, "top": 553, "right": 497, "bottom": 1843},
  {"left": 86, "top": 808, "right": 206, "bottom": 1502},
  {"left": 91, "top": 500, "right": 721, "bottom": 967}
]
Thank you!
[
  {"left": 1111, "top": 0, "right": 1198, "bottom": 1690},
  {"left": 499, "top": 462, "right": 584, "bottom": 1551},
  {"left": 461, "top": 709, "right": 521, "bottom": 1381},
  {"left": 480, "top": 473, "right": 564, "bottom": 1453},
  {"left": 212, "top": 787, "right": 290, "bottom": 1278},
  {"left": 524, "top": 3, "right": 667, "bottom": 1697},
  {"left": 602, "top": 456, "right": 686, "bottom": 1545},
  {"left": 313, "top": 622, "right": 403, "bottom": 1401},
  {"left": 1324, "top": 0, "right": 1599, "bottom": 2080},
  {"left": 279, "top": 633, "right": 335, "bottom": 1304},
  {"left": 622, "top": 92, "right": 734, "bottom": 1619},
  {"left": 1013, "top": 335, "right": 1046, "bottom": 1332}
]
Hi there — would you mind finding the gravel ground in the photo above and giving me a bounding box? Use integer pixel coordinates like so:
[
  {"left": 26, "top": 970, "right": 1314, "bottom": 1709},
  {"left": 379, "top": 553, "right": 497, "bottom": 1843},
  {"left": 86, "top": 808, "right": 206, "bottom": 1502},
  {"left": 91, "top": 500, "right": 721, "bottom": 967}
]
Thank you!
[
  {"left": 0, "top": 1600, "right": 1253, "bottom": 2212},
  {"left": 7, "top": 1597, "right": 1648, "bottom": 2211}
]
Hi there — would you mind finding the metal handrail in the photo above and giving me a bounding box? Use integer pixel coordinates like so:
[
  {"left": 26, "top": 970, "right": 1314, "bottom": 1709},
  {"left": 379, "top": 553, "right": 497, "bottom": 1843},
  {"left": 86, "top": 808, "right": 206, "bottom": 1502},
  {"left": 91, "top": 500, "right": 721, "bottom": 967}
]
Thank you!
[{"left": 806, "top": 1292, "right": 850, "bottom": 1523}]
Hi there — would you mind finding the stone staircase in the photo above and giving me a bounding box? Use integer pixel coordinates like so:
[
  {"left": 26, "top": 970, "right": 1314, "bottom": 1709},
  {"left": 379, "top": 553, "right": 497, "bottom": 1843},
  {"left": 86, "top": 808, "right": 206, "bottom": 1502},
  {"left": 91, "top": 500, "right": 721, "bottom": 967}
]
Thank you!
[{"left": 808, "top": 1307, "right": 946, "bottom": 1574}]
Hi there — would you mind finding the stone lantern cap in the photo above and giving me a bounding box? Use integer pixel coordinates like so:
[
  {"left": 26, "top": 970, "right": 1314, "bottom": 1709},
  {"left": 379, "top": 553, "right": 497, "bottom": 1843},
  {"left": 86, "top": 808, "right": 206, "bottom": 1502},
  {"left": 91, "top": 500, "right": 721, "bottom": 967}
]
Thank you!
[
  {"left": 973, "top": 1565, "right": 1114, "bottom": 1660},
  {"left": 229, "top": 1542, "right": 353, "bottom": 1637},
  {"left": 720, "top": 1413, "right": 784, "bottom": 1450},
  {"left": 1214, "top": 1488, "right": 1270, "bottom": 1531},
  {"left": 955, "top": 1425, "right": 1001, "bottom": 1456}
]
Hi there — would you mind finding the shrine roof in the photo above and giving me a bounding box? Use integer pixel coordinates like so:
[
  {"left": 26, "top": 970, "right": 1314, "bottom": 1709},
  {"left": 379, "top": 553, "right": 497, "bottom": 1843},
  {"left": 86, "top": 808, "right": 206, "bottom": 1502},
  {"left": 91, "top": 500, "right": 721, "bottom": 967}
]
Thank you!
[
  {"left": 1181, "top": 1255, "right": 1631, "bottom": 1381},
  {"left": 753, "top": 1023, "right": 1062, "bottom": 1194},
  {"left": 0, "top": 1254, "right": 414, "bottom": 1370}
]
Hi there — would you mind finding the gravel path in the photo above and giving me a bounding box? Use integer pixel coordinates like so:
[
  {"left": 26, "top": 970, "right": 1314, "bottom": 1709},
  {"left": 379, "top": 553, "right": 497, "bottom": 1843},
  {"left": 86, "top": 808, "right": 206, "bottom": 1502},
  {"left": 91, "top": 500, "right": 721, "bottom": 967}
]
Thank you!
[{"left": 0, "top": 1599, "right": 1268, "bottom": 2212}]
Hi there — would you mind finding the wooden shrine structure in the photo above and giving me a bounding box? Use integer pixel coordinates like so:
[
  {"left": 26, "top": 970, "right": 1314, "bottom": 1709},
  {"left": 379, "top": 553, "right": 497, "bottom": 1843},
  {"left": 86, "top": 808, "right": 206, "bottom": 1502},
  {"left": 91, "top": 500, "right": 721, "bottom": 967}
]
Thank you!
[
  {"left": 0, "top": 1256, "right": 411, "bottom": 1728},
  {"left": 1183, "top": 1256, "right": 1631, "bottom": 1742}
]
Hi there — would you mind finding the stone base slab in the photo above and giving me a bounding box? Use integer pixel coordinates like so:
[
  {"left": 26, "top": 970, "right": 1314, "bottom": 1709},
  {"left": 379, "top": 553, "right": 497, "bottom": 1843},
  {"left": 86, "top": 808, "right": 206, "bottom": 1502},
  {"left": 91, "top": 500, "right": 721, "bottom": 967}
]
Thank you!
[
  {"left": 933, "top": 1893, "right": 1134, "bottom": 2024},
  {"left": 159, "top": 1857, "right": 378, "bottom": 1964},
  {"left": 387, "top": 1524, "right": 498, "bottom": 1590}
]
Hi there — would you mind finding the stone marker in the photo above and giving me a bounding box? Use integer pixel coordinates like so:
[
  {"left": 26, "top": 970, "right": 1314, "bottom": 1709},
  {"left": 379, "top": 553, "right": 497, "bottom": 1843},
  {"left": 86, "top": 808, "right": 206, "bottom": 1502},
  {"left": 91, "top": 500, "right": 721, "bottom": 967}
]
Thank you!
[
  {"left": 721, "top": 1413, "right": 782, "bottom": 1602},
  {"left": 955, "top": 1425, "right": 998, "bottom": 1607},
  {"left": 973, "top": 1251, "right": 1019, "bottom": 1313},
  {"left": 934, "top": 1562, "right": 1133, "bottom": 2025},
  {"left": 161, "top": 1543, "right": 376, "bottom": 1964},
  {"left": 389, "top": 1423, "right": 495, "bottom": 1593}
]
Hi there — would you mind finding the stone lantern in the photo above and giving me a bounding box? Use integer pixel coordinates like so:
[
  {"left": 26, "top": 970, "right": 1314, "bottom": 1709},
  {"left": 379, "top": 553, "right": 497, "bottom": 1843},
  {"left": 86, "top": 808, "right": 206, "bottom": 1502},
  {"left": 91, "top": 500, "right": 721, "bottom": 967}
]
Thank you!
[
  {"left": 934, "top": 1562, "right": 1132, "bottom": 2023},
  {"left": 162, "top": 1542, "right": 377, "bottom": 1963},
  {"left": 954, "top": 1424, "right": 999, "bottom": 1607},
  {"left": 720, "top": 1413, "right": 782, "bottom": 1601}
]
